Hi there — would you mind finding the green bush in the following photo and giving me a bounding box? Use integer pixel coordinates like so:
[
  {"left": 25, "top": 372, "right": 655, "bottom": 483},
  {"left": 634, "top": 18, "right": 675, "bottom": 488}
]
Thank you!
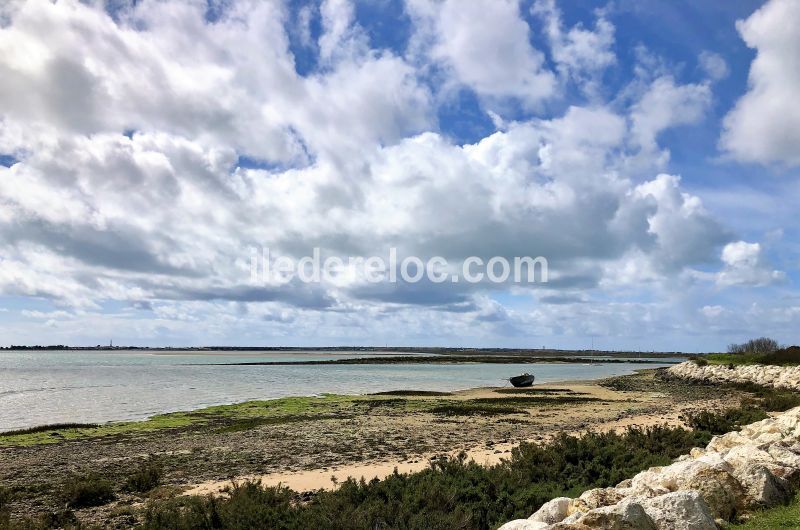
[
  {"left": 63, "top": 474, "right": 115, "bottom": 508},
  {"left": 682, "top": 405, "right": 768, "bottom": 433},
  {"left": 0, "top": 486, "right": 9, "bottom": 526},
  {"left": 760, "top": 346, "right": 800, "bottom": 366},
  {"left": 125, "top": 460, "right": 163, "bottom": 494},
  {"left": 144, "top": 425, "right": 711, "bottom": 530}
]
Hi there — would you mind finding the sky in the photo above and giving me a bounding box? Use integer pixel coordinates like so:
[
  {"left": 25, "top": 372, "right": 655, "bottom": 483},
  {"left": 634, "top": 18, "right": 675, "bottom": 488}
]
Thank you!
[{"left": 0, "top": 0, "right": 799, "bottom": 351}]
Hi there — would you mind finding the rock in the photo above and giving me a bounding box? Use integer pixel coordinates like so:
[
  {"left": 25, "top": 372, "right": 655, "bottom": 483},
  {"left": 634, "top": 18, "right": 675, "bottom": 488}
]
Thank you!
[
  {"left": 550, "top": 523, "right": 592, "bottom": 530},
  {"left": 571, "top": 488, "right": 626, "bottom": 513},
  {"left": 734, "top": 463, "right": 790, "bottom": 509},
  {"left": 529, "top": 497, "right": 571, "bottom": 524},
  {"left": 639, "top": 491, "right": 717, "bottom": 530},
  {"left": 576, "top": 500, "right": 656, "bottom": 530},
  {"left": 707, "top": 432, "right": 752, "bottom": 453},
  {"left": 497, "top": 520, "right": 550, "bottom": 530},
  {"left": 560, "top": 512, "right": 584, "bottom": 524},
  {"left": 683, "top": 466, "right": 743, "bottom": 520}
]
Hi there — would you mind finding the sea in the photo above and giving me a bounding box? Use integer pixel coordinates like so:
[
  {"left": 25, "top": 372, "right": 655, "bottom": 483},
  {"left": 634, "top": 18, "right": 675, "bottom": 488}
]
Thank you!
[{"left": 0, "top": 350, "right": 680, "bottom": 430}]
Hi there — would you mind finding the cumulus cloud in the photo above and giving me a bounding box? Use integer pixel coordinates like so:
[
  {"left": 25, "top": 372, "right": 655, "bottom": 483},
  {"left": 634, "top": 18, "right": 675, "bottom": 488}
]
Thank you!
[
  {"left": 629, "top": 76, "right": 711, "bottom": 156},
  {"left": 721, "top": 0, "right": 800, "bottom": 165},
  {"left": 532, "top": 0, "right": 616, "bottom": 97},
  {"left": 717, "top": 241, "right": 785, "bottom": 287},
  {"left": 0, "top": 0, "right": 781, "bottom": 348},
  {"left": 407, "top": 0, "right": 556, "bottom": 109}
]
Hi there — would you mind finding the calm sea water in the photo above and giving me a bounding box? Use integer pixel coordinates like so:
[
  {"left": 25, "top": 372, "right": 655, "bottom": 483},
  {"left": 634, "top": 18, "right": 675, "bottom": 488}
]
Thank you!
[{"left": 0, "top": 350, "right": 679, "bottom": 430}]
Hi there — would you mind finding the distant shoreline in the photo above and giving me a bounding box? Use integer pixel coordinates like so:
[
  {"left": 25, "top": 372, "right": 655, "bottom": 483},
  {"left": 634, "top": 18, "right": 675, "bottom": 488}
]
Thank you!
[
  {"left": 0, "top": 346, "right": 692, "bottom": 358},
  {"left": 203, "top": 355, "right": 677, "bottom": 366}
]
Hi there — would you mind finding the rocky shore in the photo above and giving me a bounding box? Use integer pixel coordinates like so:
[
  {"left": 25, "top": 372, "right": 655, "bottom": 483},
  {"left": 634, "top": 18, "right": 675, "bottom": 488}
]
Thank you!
[
  {"left": 499, "top": 363, "right": 800, "bottom": 529},
  {"left": 667, "top": 360, "right": 800, "bottom": 390}
]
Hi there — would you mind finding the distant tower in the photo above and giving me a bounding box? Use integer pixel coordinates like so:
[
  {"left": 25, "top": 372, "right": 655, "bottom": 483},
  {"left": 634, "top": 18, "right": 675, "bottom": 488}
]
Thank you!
[{"left": 110, "top": 339, "right": 113, "bottom": 348}]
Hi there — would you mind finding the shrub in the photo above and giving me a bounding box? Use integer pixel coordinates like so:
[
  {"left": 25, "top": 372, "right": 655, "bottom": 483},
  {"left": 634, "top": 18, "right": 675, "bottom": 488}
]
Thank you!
[
  {"left": 144, "top": 424, "right": 712, "bottom": 530},
  {"left": 682, "top": 405, "right": 768, "bottom": 433},
  {"left": 0, "top": 486, "right": 10, "bottom": 526},
  {"left": 125, "top": 460, "right": 163, "bottom": 494},
  {"left": 63, "top": 474, "right": 115, "bottom": 508},
  {"left": 719, "top": 381, "right": 800, "bottom": 412},
  {"left": 760, "top": 346, "right": 800, "bottom": 366},
  {"left": 691, "top": 357, "right": 708, "bottom": 367},
  {"left": 728, "top": 337, "right": 779, "bottom": 356}
]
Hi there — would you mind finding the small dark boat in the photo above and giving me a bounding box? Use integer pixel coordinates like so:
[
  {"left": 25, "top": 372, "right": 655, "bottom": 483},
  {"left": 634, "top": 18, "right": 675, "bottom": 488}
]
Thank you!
[{"left": 509, "top": 373, "right": 535, "bottom": 387}]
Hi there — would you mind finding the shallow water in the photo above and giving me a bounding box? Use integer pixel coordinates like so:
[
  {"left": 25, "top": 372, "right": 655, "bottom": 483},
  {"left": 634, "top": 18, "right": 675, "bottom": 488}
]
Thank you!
[{"left": 0, "top": 350, "right": 678, "bottom": 430}]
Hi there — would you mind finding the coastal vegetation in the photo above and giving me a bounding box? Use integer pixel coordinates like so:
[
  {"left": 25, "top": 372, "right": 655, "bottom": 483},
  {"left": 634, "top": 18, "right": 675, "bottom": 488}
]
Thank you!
[
  {"left": 698, "top": 338, "right": 800, "bottom": 366},
  {"left": 728, "top": 337, "right": 779, "bottom": 356},
  {"left": 141, "top": 425, "right": 716, "bottom": 530},
  {"left": 63, "top": 475, "right": 115, "bottom": 509},
  {"left": 124, "top": 460, "right": 163, "bottom": 494}
]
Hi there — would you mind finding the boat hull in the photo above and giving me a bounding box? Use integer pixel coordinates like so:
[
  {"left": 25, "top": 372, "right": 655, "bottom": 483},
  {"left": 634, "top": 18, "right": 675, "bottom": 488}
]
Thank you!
[{"left": 509, "top": 374, "right": 535, "bottom": 387}]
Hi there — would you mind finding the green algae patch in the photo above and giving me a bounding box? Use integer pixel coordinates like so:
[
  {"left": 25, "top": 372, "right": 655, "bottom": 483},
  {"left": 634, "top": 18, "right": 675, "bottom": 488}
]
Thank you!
[{"left": 0, "top": 394, "right": 362, "bottom": 447}]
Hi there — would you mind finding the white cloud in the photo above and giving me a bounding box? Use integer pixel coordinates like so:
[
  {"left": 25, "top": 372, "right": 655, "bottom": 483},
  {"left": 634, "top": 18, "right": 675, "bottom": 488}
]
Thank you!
[
  {"left": 629, "top": 76, "right": 711, "bottom": 155},
  {"left": 698, "top": 51, "right": 729, "bottom": 81},
  {"left": 532, "top": 0, "right": 615, "bottom": 97},
  {"left": 721, "top": 0, "right": 800, "bottom": 165},
  {"left": 0, "top": 0, "right": 787, "bottom": 349},
  {"left": 717, "top": 241, "right": 785, "bottom": 287},
  {"left": 318, "top": 0, "right": 367, "bottom": 62},
  {"left": 407, "top": 0, "right": 556, "bottom": 109}
]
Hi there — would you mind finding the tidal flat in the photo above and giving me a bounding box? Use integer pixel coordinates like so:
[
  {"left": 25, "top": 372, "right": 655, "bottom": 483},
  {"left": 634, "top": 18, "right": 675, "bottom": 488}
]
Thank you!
[{"left": 0, "top": 369, "right": 755, "bottom": 527}]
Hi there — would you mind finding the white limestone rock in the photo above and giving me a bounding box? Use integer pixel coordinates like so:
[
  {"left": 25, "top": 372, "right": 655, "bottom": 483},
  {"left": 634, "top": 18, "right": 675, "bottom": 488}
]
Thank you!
[
  {"left": 571, "top": 488, "right": 627, "bottom": 513},
  {"left": 734, "top": 463, "right": 790, "bottom": 509},
  {"left": 576, "top": 500, "right": 656, "bottom": 530},
  {"left": 639, "top": 491, "right": 717, "bottom": 530},
  {"left": 529, "top": 497, "right": 571, "bottom": 524},
  {"left": 497, "top": 519, "right": 551, "bottom": 530}
]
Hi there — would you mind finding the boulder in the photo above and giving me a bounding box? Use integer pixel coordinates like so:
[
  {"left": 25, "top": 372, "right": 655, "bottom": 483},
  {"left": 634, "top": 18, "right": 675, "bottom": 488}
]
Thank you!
[
  {"left": 683, "top": 466, "right": 743, "bottom": 520},
  {"left": 706, "top": 432, "right": 751, "bottom": 453},
  {"left": 723, "top": 445, "right": 800, "bottom": 486},
  {"left": 734, "top": 463, "right": 790, "bottom": 509},
  {"left": 497, "top": 520, "right": 550, "bottom": 530},
  {"left": 550, "top": 523, "right": 592, "bottom": 530},
  {"left": 576, "top": 500, "right": 656, "bottom": 530},
  {"left": 571, "top": 488, "right": 627, "bottom": 513},
  {"left": 529, "top": 497, "right": 571, "bottom": 524},
  {"left": 639, "top": 491, "right": 717, "bottom": 530}
]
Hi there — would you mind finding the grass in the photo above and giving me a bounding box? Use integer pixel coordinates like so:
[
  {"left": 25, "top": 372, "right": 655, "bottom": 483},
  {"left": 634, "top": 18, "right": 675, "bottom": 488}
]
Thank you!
[
  {"left": 705, "top": 354, "right": 769, "bottom": 366},
  {"left": 704, "top": 346, "right": 800, "bottom": 366},
  {"left": 730, "top": 492, "right": 800, "bottom": 529}
]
